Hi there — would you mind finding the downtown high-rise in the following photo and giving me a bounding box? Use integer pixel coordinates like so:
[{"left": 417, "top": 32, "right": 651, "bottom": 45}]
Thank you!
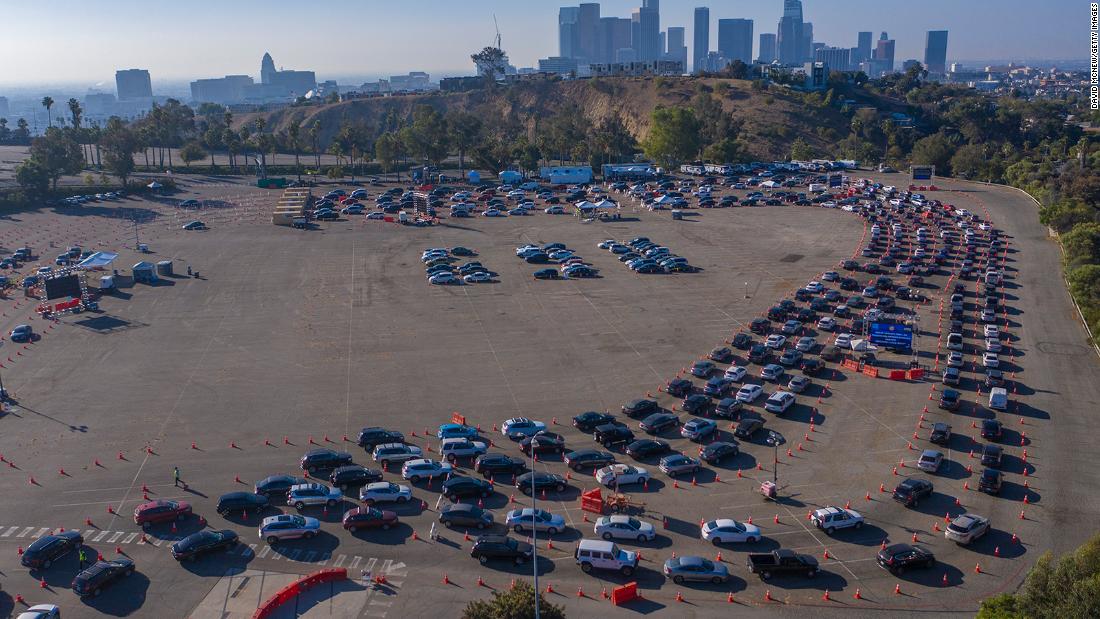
[
  {"left": 924, "top": 30, "right": 949, "bottom": 74},
  {"left": 693, "top": 7, "right": 709, "bottom": 73},
  {"left": 717, "top": 19, "right": 753, "bottom": 65},
  {"left": 776, "top": 0, "right": 804, "bottom": 65}
]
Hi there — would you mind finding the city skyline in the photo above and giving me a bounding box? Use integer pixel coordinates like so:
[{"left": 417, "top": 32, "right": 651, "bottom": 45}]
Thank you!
[{"left": 0, "top": 0, "right": 1085, "bottom": 88}]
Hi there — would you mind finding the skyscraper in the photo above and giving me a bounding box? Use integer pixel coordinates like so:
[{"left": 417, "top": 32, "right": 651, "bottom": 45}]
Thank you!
[
  {"left": 924, "top": 30, "right": 949, "bottom": 74},
  {"left": 632, "top": 6, "right": 661, "bottom": 61},
  {"left": 659, "top": 31, "right": 666, "bottom": 56},
  {"left": 873, "top": 34, "right": 896, "bottom": 76},
  {"left": 758, "top": 33, "right": 777, "bottom": 63},
  {"left": 115, "top": 69, "right": 152, "bottom": 100},
  {"left": 643, "top": 0, "right": 660, "bottom": 36},
  {"left": 776, "top": 0, "right": 804, "bottom": 65},
  {"left": 260, "top": 53, "right": 276, "bottom": 85},
  {"left": 576, "top": 3, "right": 602, "bottom": 63},
  {"left": 666, "top": 26, "right": 687, "bottom": 69},
  {"left": 599, "top": 17, "right": 633, "bottom": 64},
  {"left": 692, "top": 7, "right": 709, "bottom": 73},
  {"left": 717, "top": 19, "right": 753, "bottom": 65},
  {"left": 559, "top": 7, "right": 580, "bottom": 58},
  {"left": 854, "top": 31, "right": 872, "bottom": 65},
  {"left": 815, "top": 46, "right": 850, "bottom": 72},
  {"left": 802, "top": 22, "right": 813, "bottom": 62}
]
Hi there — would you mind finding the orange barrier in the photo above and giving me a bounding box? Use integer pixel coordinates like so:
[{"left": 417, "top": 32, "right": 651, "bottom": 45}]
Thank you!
[
  {"left": 842, "top": 359, "right": 860, "bottom": 371},
  {"left": 908, "top": 369, "right": 925, "bottom": 380},
  {"left": 888, "top": 370, "right": 907, "bottom": 381},
  {"left": 611, "top": 581, "right": 639, "bottom": 606},
  {"left": 580, "top": 488, "right": 604, "bottom": 514},
  {"left": 252, "top": 568, "right": 348, "bottom": 619},
  {"left": 451, "top": 412, "right": 467, "bottom": 426},
  {"left": 861, "top": 366, "right": 880, "bottom": 378}
]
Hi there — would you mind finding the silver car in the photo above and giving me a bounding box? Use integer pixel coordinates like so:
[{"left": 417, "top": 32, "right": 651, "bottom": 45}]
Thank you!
[
  {"left": 359, "top": 482, "right": 412, "bottom": 504},
  {"left": 287, "top": 483, "right": 342, "bottom": 509},
  {"left": 594, "top": 515, "right": 656, "bottom": 542},
  {"left": 658, "top": 454, "right": 701, "bottom": 477},
  {"left": 372, "top": 443, "right": 423, "bottom": 467},
  {"left": 505, "top": 508, "right": 566, "bottom": 535},
  {"left": 258, "top": 514, "right": 320, "bottom": 544},
  {"left": 917, "top": 450, "right": 944, "bottom": 473},
  {"left": 945, "top": 514, "right": 990, "bottom": 545},
  {"left": 663, "top": 555, "right": 729, "bottom": 584}
]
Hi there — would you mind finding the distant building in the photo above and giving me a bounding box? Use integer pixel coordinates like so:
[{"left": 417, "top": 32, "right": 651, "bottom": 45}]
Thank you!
[
  {"left": 599, "top": 17, "right": 633, "bottom": 66},
  {"left": 777, "top": 0, "right": 804, "bottom": 65},
  {"left": 665, "top": 26, "right": 687, "bottom": 69},
  {"left": 873, "top": 34, "right": 896, "bottom": 76},
  {"left": 902, "top": 59, "right": 921, "bottom": 72},
  {"left": 83, "top": 93, "right": 117, "bottom": 116},
  {"left": 924, "top": 30, "right": 949, "bottom": 75},
  {"left": 699, "top": 51, "right": 728, "bottom": 73},
  {"left": 692, "top": 7, "right": 710, "bottom": 73},
  {"left": 190, "top": 75, "right": 254, "bottom": 105},
  {"left": 390, "top": 72, "right": 434, "bottom": 91},
  {"left": 854, "top": 32, "right": 872, "bottom": 65},
  {"left": 0, "top": 96, "right": 8, "bottom": 117},
  {"left": 559, "top": 6, "right": 580, "bottom": 58},
  {"left": 589, "top": 59, "right": 684, "bottom": 77},
  {"left": 616, "top": 48, "right": 638, "bottom": 63},
  {"left": 576, "top": 3, "right": 602, "bottom": 63},
  {"left": 261, "top": 53, "right": 277, "bottom": 85},
  {"left": 717, "top": 18, "right": 753, "bottom": 65},
  {"left": 632, "top": 6, "right": 661, "bottom": 62},
  {"left": 804, "top": 61, "right": 829, "bottom": 90},
  {"left": 802, "top": 22, "right": 814, "bottom": 62},
  {"left": 538, "top": 56, "right": 580, "bottom": 75},
  {"left": 440, "top": 76, "right": 486, "bottom": 92},
  {"left": 115, "top": 69, "right": 152, "bottom": 100},
  {"left": 815, "top": 46, "right": 850, "bottom": 72},
  {"left": 758, "top": 33, "right": 777, "bottom": 64}
]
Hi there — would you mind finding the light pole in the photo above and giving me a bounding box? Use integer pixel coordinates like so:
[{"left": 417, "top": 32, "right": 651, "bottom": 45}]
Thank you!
[{"left": 528, "top": 444, "right": 540, "bottom": 619}]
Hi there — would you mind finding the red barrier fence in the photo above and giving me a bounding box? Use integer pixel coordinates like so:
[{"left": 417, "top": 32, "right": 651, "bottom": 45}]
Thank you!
[
  {"left": 888, "top": 370, "right": 907, "bottom": 381},
  {"left": 253, "top": 568, "right": 348, "bottom": 619},
  {"left": 611, "top": 581, "right": 638, "bottom": 606},
  {"left": 908, "top": 369, "right": 925, "bottom": 380},
  {"left": 861, "top": 366, "right": 880, "bottom": 378}
]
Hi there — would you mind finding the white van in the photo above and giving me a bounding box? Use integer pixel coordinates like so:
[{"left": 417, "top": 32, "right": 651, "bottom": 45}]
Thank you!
[
  {"left": 985, "top": 270, "right": 1002, "bottom": 286},
  {"left": 808, "top": 183, "right": 826, "bottom": 193},
  {"left": 988, "top": 387, "right": 1008, "bottom": 411},
  {"left": 946, "top": 332, "right": 964, "bottom": 351},
  {"left": 764, "top": 391, "right": 796, "bottom": 414},
  {"left": 575, "top": 539, "right": 638, "bottom": 576}
]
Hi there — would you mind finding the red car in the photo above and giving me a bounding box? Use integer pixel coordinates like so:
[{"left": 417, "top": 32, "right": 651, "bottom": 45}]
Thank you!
[
  {"left": 133, "top": 499, "right": 192, "bottom": 526},
  {"left": 342, "top": 507, "right": 398, "bottom": 532}
]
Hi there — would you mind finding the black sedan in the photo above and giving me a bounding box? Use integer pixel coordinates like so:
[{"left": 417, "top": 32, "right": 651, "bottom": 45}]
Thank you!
[
  {"left": 474, "top": 454, "right": 527, "bottom": 477},
  {"left": 622, "top": 399, "right": 659, "bottom": 418},
  {"left": 573, "top": 411, "right": 616, "bottom": 432},
  {"left": 330, "top": 465, "right": 384, "bottom": 490},
  {"left": 439, "top": 503, "right": 495, "bottom": 530},
  {"left": 593, "top": 422, "right": 635, "bottom": 447},
  {"left": 564, "top": 449, "right": 616, "bottom": 471},
  {"left": 731, "top": 333, "right": 752, "bottom": 349},
  {"left": 681, "top": 394, "right": 713, "bottom": 415},
  {"left": 254, "top": 475, "right": 308, "bottom": 499},
  {"left": 625, "top": 439, "right": 670, "bottom": 460},
  {"left": 877, "top": 543, "right": 935, "bottom": 574},
  {"left": 442, "top": 476, "right": 494, "bottom": 501},
  {"left": 701, "top": 441, "right": 740, "bottom": 465},
  {"left": 216, "top": 491, "right": 270, "bottom": 516},
  {"left": 733, "top": 417, "right": 765, "bottom": 439},
  {"left": 665, "top": 378, "right": 693, "bottom": 398},
  {"left": 520, "top": 432, "right": 566, "bottom": 455},
  {"left": 357, "top": 427, "right": 405, "bottom": 449},
  {"left": 515, "top": 472, "right": 567, "bottom": 495},
  {"left": 639, "top": 412, "right": 679, "bottom": 435},
  {"left": 171, "top": 529, "right": 239, "bottom": 561},
  {"left": 21, "top": 531, "right": 83, "bottom": 569},
  {"left": 471, "top": 535, "right": 533, "bottom": 565}
]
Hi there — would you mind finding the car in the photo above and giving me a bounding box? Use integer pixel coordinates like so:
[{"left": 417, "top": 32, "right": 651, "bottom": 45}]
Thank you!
[
  {"left": 14, "top": 604, "right": 61, "bottom": 619},
  {"left": 805, "top": 280, "right": 824, "bottom": 293},
  {"left": 366, "top": 211, "right": 386, "bottom": 220},
  {"left": 665, "top": 378, "right": 693, "bottom": 398},
  {"left": 939, "top": 389, "right": 961, "bottom": 411},
  {"left": 981, "top": 419, "right": 1003, "bottom": 440},
  {"left": 216, "top": 491, "right": 270, "bottom": 515},
  {"left": 703, "top": 376, "right": 735, "bottom": 397},
  {"left": 372, "top": 443, "right": 423, "bottom": 467},
  {"left": 463, "top": 271, "right": 492, "bottom": 283},
  {"left": 171, "top": 529, "right": 239, "bottom": 560},
  {"left": 9, "top": 324, "right": 33, "bottom": 342},
  {"left": 625, "top": 439, "right": 670, "bottom": 459},
  {"left": 978, "top": 468, "right": 1003, "bottom": 494},
  {"left": 622, "top": 399, "right": 659, "bottom": 417},
  {"left": 701, "top": 518, "right": 761, "bottom": 544},
  {"left": 812, "top": 506, "right": 865, "bottom": 534},
  {"left": 441, "top": 437, "right": 489, "bottom": 461},
  {"left": 700, "top": 441, "right": 739, "bottom": 465},
  {"left": 258, "top": 513, "right": 321, "bottom": 544},
  {"left": 594, "top": 515, "right": 656, "bottom": 542},
  {"left": 439, "top": 503, "right": 495, "bottom": 530},
  {"left": 681, "top": 393, "right": 713, "bottom": 415},
  {"left": 749, "top": 318, "right": 770, "bottom": 335},
  {"left": 659, "top": 454, "right": 701, "bottom": 476},
  {"left": 437, "top": 423, "right": 479, "bottom": 440},
  {"left": 981, "top": 309, "right": 997, "bottom": 323},
  {"left": 470, "top": 534, "right": 534, "bottom": 565},
  {"left": 573, "top": 411, "right": 615, "bottom": 432},
  {"left": 680, "top": 418, "right": 717, "bottom": 441},
  {"left": 639, "top": 412, "right": 679, "bottom": 434},
  {"left": 401, "top": 459, "right": 454, "bottom": 482},
  {"left": 254, "top": 475, "right": 309, "bottom": 499},
  {"left": 287, "top": 483, "right": 342, "bottom": 509},
  {"left": 662, "top": 555, "right": 730, "bottom": 585},
  {"left": 801, "top": 358, "right": 823, "bottom": 376},
  {"left": 329, "top": 465, "right": 383, "bottom": 490},
  {"left": 71, "top": 558, "right": 135, "bottom": 597},
  {"left": 984, "top": 325, "right": 1000, "bottom": 338},
  {"left": 300, "top": 449, "right": 354, "bottom": 473},
  {"left": 564, "top": 449, "right": 617, "bottom": 471},
  {"left": 760, "top": 364, "right": 785, "bottom": 381},
  {"left": 20, "top": 531, "right": 83, "bottom": 569},
  {"left": 946, "top": 513, "right": 991, "bottom": 545},
  {"left": 833, "top": 333, "right": 853, "bottom": 349},
  {"left": 736, "top": 384, "right": 764, "bottom": 403},
  {"left": 877, "top": 543, "right": 936, "bottom": 574},
  {"left": 133, "top": 499, "right": 192, "bottom": 526},
  {"left": 709, "top": 347, "right": 734, "bottom": 363},
  {"left": 515, "top": 471, "right": 567, "bottom": 494},
  {"left": 442, "top": 476, "right": 494, "bottom": 501},
  {"left": 429, "top": 272, "right": 458, "bottom": 285},
  {"left": 917, "top": 449, "right": 944, "bottom": 473},
  {"left": 359, "top": 481, "right": 412, "bottom": 504},
  {"left": 764, "top": 391, "right": 795, "bottom": 414},
  {"left": 596, "top": 463, "right": 650, "bottom": 487},
  {"left": 892, "top": 478, "right": 934, "bottom": 507},
  {"left": 724, "top": 365, "right": 747, "bottom": 381},
  {"left": 506, "top": 507, "right": 566, "bottom": 535},
  {"left": 981, "top": 444, "right": 1004, "bottom": 468},
  {"left": 787, "top": 376, "right": 811, "bottom": 393},
  {"left": 501, "top": 417, "right": 547, "bottom": 439},
  {"left": 450, "top": 246, "right": 476, "bottom": 256},
  {"left": 690, "top": 360, "right": 716, "bottom": 377},
  {"left": 473, "top": 453, "right": 527, "bottom": 477},
  {"left": 983, "top": 351, "right": 1000, "bottom": 368},
  {"left": 764, "top": 334, "right": 786, "bottom": 349},
  {"left": 182, "top": 220, "right": 207, "bottom": 230},
  {"left": 794, "top": 336, "right": 816, "bottom": 353},
  {"left": 781, "top": 320, "right": 802, "bottom": 335},
  {"left": 942, "top": 367, "right": 961, "bottom": 385},
  {"left": 356, "top": 427, "right": 405, "bottom": 449},
  {"left": 778, "top": 349, "right": 803, "bottom": 367}
]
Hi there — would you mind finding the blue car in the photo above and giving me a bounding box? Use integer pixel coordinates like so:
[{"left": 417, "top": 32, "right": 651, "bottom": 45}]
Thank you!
[
  {"left": 437, "top": 424, "right": 479, "bottom": 440},
  {"left": 703, "top": 377, "right": 734, "bottom": 397},
  {"left": 9, "top": 324, "right": 33, "bottom": 343}
]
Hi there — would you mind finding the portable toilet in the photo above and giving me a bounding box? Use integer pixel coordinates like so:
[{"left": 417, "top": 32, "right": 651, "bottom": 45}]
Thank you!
[
  {"left": 156, "top": 260, "right": 174, "bottom": 276},
  {"left": 99, "top": 275, "right": 115, "bottom": 292},
  {"left": 132, "top": 261, "right": 158, "bottom": 284},
  {"left": 468, "top": 170, "right": 481, "bottom": 185}
]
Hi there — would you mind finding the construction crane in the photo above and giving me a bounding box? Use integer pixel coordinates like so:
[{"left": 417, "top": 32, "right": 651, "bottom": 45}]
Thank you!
[{"left": 493, "top": 14, "right": 502, "bottom": 49}]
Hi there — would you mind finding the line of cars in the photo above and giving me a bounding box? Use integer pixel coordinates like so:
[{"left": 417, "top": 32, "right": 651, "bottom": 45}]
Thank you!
[
  {"left": 599, "top": 237, "right": 698, "bottom": 274},
  {"left": 423, "top": 246, "right": 496, "bottom": 284},
  {"left": 515, "top": 243, "right": 599, "bottom": 280}
]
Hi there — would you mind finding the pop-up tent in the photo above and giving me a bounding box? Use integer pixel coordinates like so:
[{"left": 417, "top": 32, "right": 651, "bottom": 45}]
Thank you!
[
  {"left": 76, "top": 251, "right": 118, "bottom": 269},
  {"left": 132, "top": 261, "right": 158, "bottom": 283}
]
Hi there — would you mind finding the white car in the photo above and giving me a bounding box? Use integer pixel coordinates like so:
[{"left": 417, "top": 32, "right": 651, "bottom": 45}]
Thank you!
[
  {"left": 765, "top": 334, "right": 786, "bottom": 349},
  {"left": 735, "top": 384, "right": 764, "bottom": 403},
  {"left": 701, "top": 518, "right": 761, "bottom": 544},
  {"left": 400, "top": 459, "right": 453, "bottom": 482},
  {"left": 463, "top": 272, "right": 492, "bottom": 284},
  {"left": 429, "top": 272, "right": 457, "bottom": 285},
  {"left": 795, "top": 336, "right": 816, "bottom": 352},
  {"left": 680, "top": 418, "right": 717, "bottom": 441},
  {"left": 983, "top": 352, "right": 999, "bottom": 368},
  {"left": 945, "top": 513, "right": 990, "bottom": 545},
  {"left": 501, "top": 417, "right": 546, "bottom": 438},
  {"left": 359, "top": 481, "right": 412, "bottom": 504},
  {"left": 763, "top": 391, "right": 795, "bottom": 414},
  {"left": 821, "top": 271, "right": 839, "bottom": 281},
  {"left": 597, "top": 239, "right": 617, "bottom": 249},
  {"left": 948, "top": 351, "right": 964, "bottom": 367},
  {"left": 723, "top": 365, "right": 747, "bottom": 381},
  {"left": 917, "top": 449, "right": 944, "bottom": 473},
  {"left": 804, "top": 281, "right": 824, "bottom": 293},
  {"left": 811, "top": 507, "right": 864, "bottom": 534},
  {"left": 545, "top": 205, "right": 565, "bottom": 214},
  {"left": 985, "top": 338, "right": 1002, "bottom": 353},
  {"left": 506, "top": 508, "right": 566, "bottom": 535},
  {"left": 16, "top": 605, "right": 60, "bottom": 619},
  {"left": 595, "top": 464, "right": 650, "bottom": 487},
  {"left": 594, "top": 515, "right": 656, "bottom": 542},
  {"left": 516, "top": 244, "right": 541, "bottom": 255},
  {"left": 366, "top": 211, "right": 385, "bottom": 220},
  {"left": 833, "top": 333, "right": 853, "bottom": 349},
  {"left": 984, "top": 325, "right": 1000, "bottom": 339},
  {"left": 817, "top": 317, "right": 836, "bottom": 331}
]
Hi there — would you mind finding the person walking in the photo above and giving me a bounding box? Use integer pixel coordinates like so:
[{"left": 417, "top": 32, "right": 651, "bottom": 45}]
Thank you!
[
  {"left": 173, "top": 466, "right": 181, "bottom": 487},
  {"left": 78, "top": 546, "right": 88, "bottom": 569}
]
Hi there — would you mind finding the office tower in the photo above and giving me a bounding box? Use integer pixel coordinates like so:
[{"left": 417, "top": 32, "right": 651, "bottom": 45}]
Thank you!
[
  {"left": 559, "top": 7, "right": 580, "bottom": 58},
  {"left": 576, "top": 3, "right": 601, "bottom": 62},
  {"left": 717, "top": 19, "right": 753, "bottom": 65},
  {"left": 855, "top": 31, "right": 872, "bottom": 64},
  {"left": 777, "top": 0, "right": 804, "bottom": 65},
  {"left": 659, "top": 31, "right": 666, "bottom": 56},
  {"left": 693, "top": 7, "right": 709, "bottom": 72},
  {"left": 115, "top": 69, "right": 152, "bottom": 100},
  {"left": 924, "top": 30, "right": 949, "bottom": 74},
  {"left": 802, "top": 22, "right": 814, "bottom": 61},
  {"left": 643, "top": 0, "right": 660, "bottom": 33},
  {"left": 666, "top": 26, "right": 687, "bottom": 68},
  {"left": 815, "top": 46, "right": 850, "bottom": 72},
  {"left": 874, "top": 35, "right": 896, "bottom": 75},
  {"left": 758, "top": 33, "right": 777, "bottom": 63},
  {"left": 600, "top": 17, "right": 633, "bottom": 64},
  {"left": 632, "top": 6, "right": 660, "bottom": 61},
  {"left": 261, "top": 53, "right": 276, "bottom": 85}
]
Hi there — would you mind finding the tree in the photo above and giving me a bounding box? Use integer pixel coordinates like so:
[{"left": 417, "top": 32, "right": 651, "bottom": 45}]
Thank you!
[
  {"left": 447, "top": 111, "right": 483, "bottom": 177},
  {"left": 977, "top": 531, "right": 1100, "bottom": 619},
  {"left": 14, "top": 118, "right": 31, "bottom": 144},
  {"left": 722, "top": 60, "right": 749, "bottom": 80},
  {"left": 0, "top": 118, "right": 9, "bottom": 143},
  {"left": 287, "top": 119, "right": 303, "bottom": 181},
  {"left": 310, "top": 120, "right": 321, "bottom": 167},
  {"left": 910, "top": 132, "right": 954, "bottom": 174},
  {"left": 1062, "top": 222, "right": 1100, "bottom": 268},
  {"left": 703, "top": 137, "right": 744, "bottom": 163},
  {"left": 67, "top": 98, "right": 86, "bottom": 164},
  {"left": 99, "top": 116, "right": 141, "bottom": 185},
  {"left": 471, "top": 46, "right": 509, "bottom": 82},
  {"left": 375, "top": 132, "right": 400, "bottom": 180},
  {"left": 950, "top": 144, "right": 986, "bottom": 179},
  {"left": 14, "top": 159, "right": 50, "bottom": 193},
  {"left": 179, "top": 140, "right": 207, "bottom": 168},
  {"left": 42, "top": 96, "right": 54, "bottom": 128},
  {"left": 461, "top": 580, "right": 565, "bottom": 619},
  {"left": 790, "top": 137, "right": 814, "bottom": 161},
  {"left": 641, "top": 106, "right": 701, "bottom": 168},
  {"left": 27, "top": 127, "right": 84, "bottom": 189},
  {"left": 406, "top": 105, "right": 450, "bottom": 166},
  {"left": 203, "top": 128, "right": 223, "bottom": 168}
]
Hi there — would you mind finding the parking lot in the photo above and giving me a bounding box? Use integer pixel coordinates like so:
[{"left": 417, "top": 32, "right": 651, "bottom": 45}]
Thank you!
[{"left": 0, "top": 170, "right": 1098, "bottom": 618}]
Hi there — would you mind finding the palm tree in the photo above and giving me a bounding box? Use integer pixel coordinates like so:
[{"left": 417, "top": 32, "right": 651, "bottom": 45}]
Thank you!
[
  {"left": 310, "top": 120, "right": 321, "bottom": 167},
  {"left": 288, "top": 120, "right": 302, "bottom": 181},
  {"left": 254, "top": 118, "right": 267, "bottom": 169},
  {"left": 67, "top": 98, "right": 88, "bottom": 164},
  {"left": 41, "top": 96, "right": 54, "bottom": 128}
]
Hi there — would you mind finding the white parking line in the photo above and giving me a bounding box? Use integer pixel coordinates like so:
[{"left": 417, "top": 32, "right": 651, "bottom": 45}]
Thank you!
[
  {"left": 333, "top": 554, "right": 346, "bottom": 567},
  {"left": 1, "top": 526, "right": 18, "bottom": 537},
  {"left": 349, "top": 556, "right": 361, "bottom": 569},
  {"left": 33, "top": 527, "right": 50, "bottom": 538},
  {"left": 108, "top": 531, "right": 124, "bottom": 543},
  {"left": 91, "top": 530, "right": 110, "bottom": 542},
  {"left": 17, "top": 527, "right": 35, "bottom": 538},
  {"left": 257, "top": 545, "right": 271, "bottom": 559},
  {"left": 122, "top": 532, "right": 139, "bottom": 544}
]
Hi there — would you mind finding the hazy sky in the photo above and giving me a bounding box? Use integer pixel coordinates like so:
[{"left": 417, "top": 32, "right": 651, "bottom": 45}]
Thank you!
[{"left": 0, "top": 0, "right": 1084, "bottom": 86}]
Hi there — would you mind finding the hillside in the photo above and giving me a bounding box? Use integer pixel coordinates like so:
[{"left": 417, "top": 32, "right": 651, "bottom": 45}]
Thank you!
[{"left": 239, "top": 77, "right": 852, "bottom": 163}]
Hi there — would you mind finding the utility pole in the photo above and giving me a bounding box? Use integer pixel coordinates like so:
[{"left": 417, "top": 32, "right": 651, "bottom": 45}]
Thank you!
[{"left": 528, "top": 445, "right": 540, "bottom": 619}]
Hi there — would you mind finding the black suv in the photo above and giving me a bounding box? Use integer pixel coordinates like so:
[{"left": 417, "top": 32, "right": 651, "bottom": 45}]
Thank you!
[
  {"left": 300, "top": 449, "right": 354, "bottom": 473},
  {"left": 216, "top": 491, "right": 270, "bottom": 515},
  {"left": 749, "top": 318, "right": 770, "bottom": 334},
  {"left": 748, "top": 344, "right": 769, "bottom": 364},
  {"left": 254, "top": 475, "right": 308, "bottom": 498},
  {"left": 520, "top": 432, "right": 566, "bottom": 455},
  {"left": 929, "top": 422, "right": 952, "bottom": 445},
  {"left": 593, "top": 423, "right": 635, "bottom": 448},
  {"left": 21, "top": 531, "right": 83, "bottom": 569},
  {"left": 892, "top": 478, "right": 934, "bottom": 507},
  {"left": 565, "top": 449, "right": 616, "bottom": 470},
  {"left": 731, "top": 333, "right": 752, "bottom": 349},
  {"left": 734, "top": 416, "right": 765, "bottom": 439},
  {"left": 473, "top": 453, "right": 527, "bottom": 477},
  {"left": 471, "top": 535, "right": 533, "bottom": 565},
  {"left": 877, "top": 543, "right": 935, "bottom": 574},
  {"left": 72, "top": 558, "right": 135, "bottom": 597},
  {"left": 573, "top": 411, "right": 615, "bottom": 432},
  {"left": 665, "top": 378, "right": 693, "bottom": 398},
  {"left": 330, "top": 465, "right": 384, "bottom": 490},
  {"left": 622, "top": 399, "right": 659, "bottom": 418},
  {"left": 980, "top": 444, "right": 1003, "bottom": 468},
  {"left": 442, "top": 476, "right": 494, "bottom": 501},
  {"left": 357, "top": 427, "right": 405, "bottom": 449}
]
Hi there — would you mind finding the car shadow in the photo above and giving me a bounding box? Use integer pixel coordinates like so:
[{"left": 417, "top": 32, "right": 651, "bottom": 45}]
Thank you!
[
  {"left": 268, "top": 530, "right": 341, "bottom": 560},
  {"left": 80, "top": 570, "right": 150, "bottom": 615},
  {"left": 178, "top": 546, "right": 254, "bottom": 575}
]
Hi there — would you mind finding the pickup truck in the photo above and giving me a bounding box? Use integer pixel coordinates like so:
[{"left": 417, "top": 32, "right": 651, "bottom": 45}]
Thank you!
[{"left": 746, "top": 549, "right": 819, "bottom": 580}]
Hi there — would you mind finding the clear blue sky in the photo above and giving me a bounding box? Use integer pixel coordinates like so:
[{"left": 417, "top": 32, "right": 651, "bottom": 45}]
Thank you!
[{"left": 0, "top": 0, "right": 1084, "bottom": 86}]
